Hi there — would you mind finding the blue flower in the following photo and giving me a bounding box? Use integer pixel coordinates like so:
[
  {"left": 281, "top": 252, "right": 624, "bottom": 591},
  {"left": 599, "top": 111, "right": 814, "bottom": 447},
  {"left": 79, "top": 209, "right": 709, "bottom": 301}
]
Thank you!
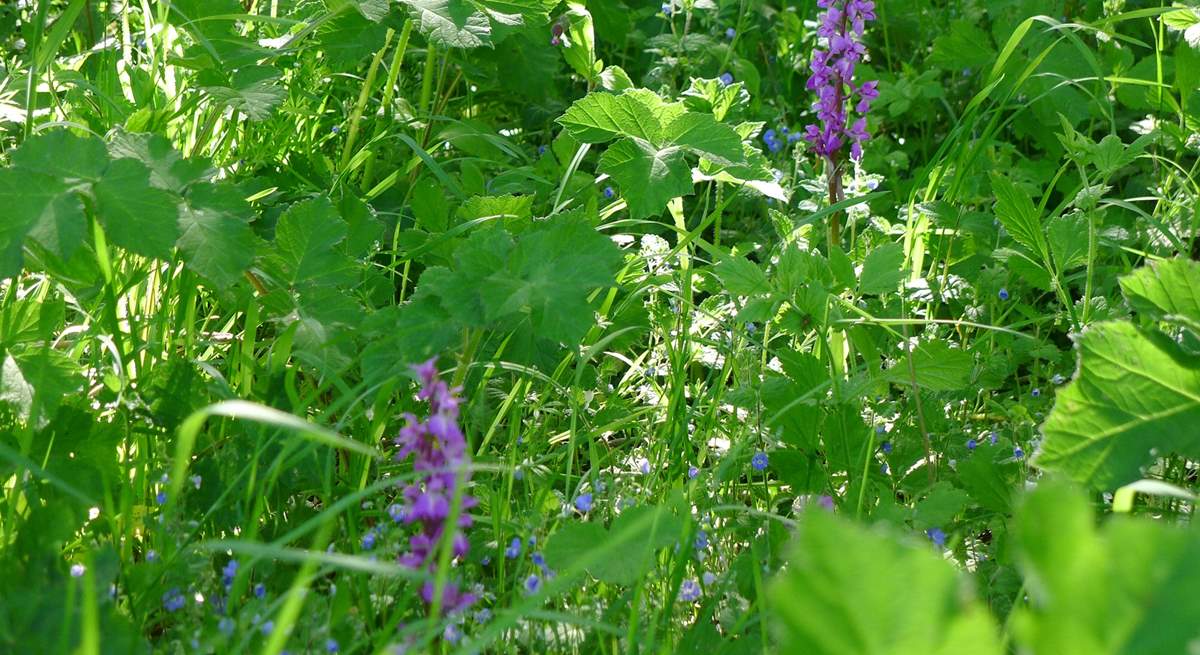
[
  {"left": 574, "top": 493, "right": 593, "bottom": 513},
  {"left": 1014, "top": 446, "right": 1024, "bottom": 459},
  {"left": 162, "top": 588, "right": 186, "bottom": 612},
  {"left": 388, "top": 503, "right": 405, "bottom": 523},
  {"left": 537, "top": 145, "right": 547, "bottom": 155},
  {"left": 524, "top": 574, "right": 542, "bottom": 594},
  {"left": 218, "top": 617, "right": 235, "bottom": 635},
  {"left": 505, "top": 537, "right": 522, "bottom": 559},
  {"left": 725, "top": 27, "right": 736, "bottom": 39},
  {"left": 875, "top": 425, "right": 886, "bottom": 435},
  {"left": 603, "top": 186, "right": 615, "bottom": 199},
  {"left": 926, "top": 528, "right": 947, "bottom": 548},
  {"left": 362, "top": 531, "right": 376, "bottom": 550},
  {"left": 678, "top": 579, "right": 701, "bottom": 602},
  {"left": 156, "top": 491, "right": 168, "bottom": 505},
  {"left": 880, "top": 441, "right": 892, "bottom": 454},
  {"left": 261, "top": 620, "right": 274, "bottom": 636},
  {"left": 331, "top": 125, "right": 341, "bottom": 134},
  {"left": 702, "top": 571, "right": 717, "bottom": 585},
  {"left": 880, "top": 462, "right": 889, "bottom": 475},
  {"left": 531, "top": 552, "right": 546, "bottom": 568},
  {"left": 1031, "top": 387, "right": 1041, "bottom": 398},
  {"left": 254, "top": 583, "right": 266, "bottom": 599},
  {"left": 1052, "top": 374, "right": 1066, "bottom": 385},
  {"left": 190, "top": 475, "right": 203, "bottom": 489},
  {"left": 966, "top": 439, "right": 978, "bottom": 450},
  {"left": 326, "top": 638, "right": 340, "bottom": 653},
  {"left": 661, "top": 2, "right": 672, "bottom": 16},
  {"left": 221, "top": 560, "right": 239, "bottom": 589},
  {"left": 718, "top": 72, "right": 734, "bottom": 86},
  {"left": 751, "top": 452, "right": 769, "bottom": 471},
  {"left": 638, "top": 458, "right": 651, "bottom": 475},
  {"left": 694, "top": 530, "right": 708, "bottom": 550},
  {"left": 998, "top": 288, "right": 1010, "bottom": 301},
  {"left": 687, "top": 465, "right": 699, "bottom": 479},
  {"left": 990, "top": 431, "right": 999, "bottom": 445},
  {"left": 474, "top": 608, "right": 492, "bottom": 623},
  {"left": 70, "top": 564, "right": 85, "bottom": 578}
]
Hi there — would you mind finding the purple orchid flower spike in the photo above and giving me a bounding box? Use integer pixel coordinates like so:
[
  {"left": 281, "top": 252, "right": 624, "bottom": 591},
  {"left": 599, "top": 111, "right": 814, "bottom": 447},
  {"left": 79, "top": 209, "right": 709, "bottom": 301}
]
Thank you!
[
  {"left": 803, "top": 0, "right": 878, "bottom": 244},
  {"left": 394, "top": 357, "right": 478, "bottom": 615}
]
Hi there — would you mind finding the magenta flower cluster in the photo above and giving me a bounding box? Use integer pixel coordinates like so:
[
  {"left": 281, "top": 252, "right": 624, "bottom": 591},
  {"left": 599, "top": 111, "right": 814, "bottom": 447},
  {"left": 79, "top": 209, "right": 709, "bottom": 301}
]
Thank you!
[
  {"left": 803, "top": 0, "right": 879, "bottom": 162},
  {"left": 395, "top": 358, "right": 477, "bottom": 614}
]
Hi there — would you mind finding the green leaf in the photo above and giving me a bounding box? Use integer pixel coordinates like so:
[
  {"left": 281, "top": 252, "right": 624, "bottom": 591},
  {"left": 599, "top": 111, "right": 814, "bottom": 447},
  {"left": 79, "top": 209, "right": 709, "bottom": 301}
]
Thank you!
[
  {"left": 177, "top": 183, "right": 256, "bottom": 286},
  {"left": 714, "top": 255, "right": 770, "bottom": 296},
  {"left": 665, "top": 111, "right": 745, "bottom": 164},
  {"left": 1118, "top": 258, "right": 1200, "bottom": 328},
  {"left": 1012, "top": 482, "right": 1200, "bottom": 655},
  {"left": 598, "top": 138, "right": 692, "bottom": 219},
  {"left": 929, "top": 21, "right": 995, "bottom": 70},
  {"left": 883, "top": 340, "right": 974, "bottom": 392},
  {"left": 771, "top": 509, "right": 1001, "bottom": 655},
  {"left": 477, "top": 215, "right": 622, "bottom": 343},
  {"left": 0, "top": 348, "right": 83, "bottom": 428},
  {"left": 557, "top": 91, "right": 667, "bottom": 144},
  {"left": 360, "top": 296, "right": 461, "bottom": 381},
  {"left": 859, "top": 242, "right": 906, "bottom": 295},
  {"left": 1035, "top": 320, "right": 1200, "bottom": 489},
  {"left": 913, "top": 482, "right": 971, "bottom": 529},
  {"left": 107, "top": 129, "right": 210, "bottom": 193},
  {"left": 399, "top": 0, "right": 492, "bottom": 49},
  {"left": 269, "top": 197, "right": 355, "bottom": 287},
  {"left": 956, "top": 454, "right": 1014, "bottom": 514},
  {"left": 197, "top": 66, "right": 285, "bottom": 121},
  {"left": 0, "top": 169, "right": 86, "bottom": 276},
  {"left": 559, "top": 2, "right": 596, "bottom": 82},
  {"left": 595, "top": 505, "right": 683, "bottom": 585},
  {"left": 11, "top": 130, "right": 108, "bottom": 181},
  {"left": 93, "top": 158, "right": 181, "bottom": 260},
  {"left": 990, "top": 174, "right": 1046, "bottom": 257},
  {"left": 422, "top": 228, "right": 515, "bottom": 327}
]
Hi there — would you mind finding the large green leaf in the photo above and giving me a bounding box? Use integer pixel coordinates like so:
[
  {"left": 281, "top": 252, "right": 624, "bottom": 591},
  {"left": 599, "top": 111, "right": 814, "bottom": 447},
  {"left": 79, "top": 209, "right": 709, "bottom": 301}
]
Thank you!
[
  {"left": 399, "top": 0, "right": 492, "bottom": 49},
  {"left": 771, "top": 509, "right": 1001, "bottom": 655},
  {"left": 197, "top": 66, "right": 285, "bottom": 121},
  {"left": 10, "top": 130, "right": 108, "bottom": 182},
  {"left": 177, "top": 183, "right": 256, "bottom": 287},
  {"left": 268, "top": 197, "right": 354, "bottom": 287},
  {"left": 1035, "top": 321, "right": 1200, "bottom": 489},
  {"left": 882, "top": 340, "right": 974, "bottom": 392},
  {"left": 1118, "top": 258, "right": 1200, "bottom": 328},
  {"left": 0, "top": 348, "right": 83, "bottom": 428},
  {"left": 0, "top": 170, "right": 86, "bottom": 277},
  {"left": 991, "top": 174, "right": 1046, "bottom": 257},
  {"left": 598, "top": 138, "right": 692, "bottom": 219},
  {"left": 93, "top": 158, "right": 181, "bottom": 260},
  {"left": 1012, "top": 482, "right": 1200, "bottom": 654},
  {"left": 557, "top": 90, "right": 668, "bottom": 143},
  {"left": 544, "top": 505, "right": 683, "bottom": 586}
]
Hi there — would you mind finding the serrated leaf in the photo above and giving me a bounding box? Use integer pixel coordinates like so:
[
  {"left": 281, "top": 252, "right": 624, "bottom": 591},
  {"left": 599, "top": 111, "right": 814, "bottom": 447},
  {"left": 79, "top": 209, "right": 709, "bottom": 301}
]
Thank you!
[
  {"left": 93, "top": 158, "right": 181, "bottom": 260},
  {"left": 991, "top": 174, "right": 1046, "bottom": 257},
  {"left": 771, "top": 510, "right": 1001, "bottom": 655},
  {"left": 664, "top": 111, "right": 744, "bottom": 164},
  {"left": 859, "top": 242, "right": 905, "bottom": 295},
  {"left": 599, "top": 138, "right": 692, "bottom": 219},
  {"left": 399, "top": 0, "right": 492, "bottom": 49},
  {"left": 883, "top": 340, "right": 973, "bottom": 392},
  {"left": 1117, "top": 258, "right": 1200, "bottom": 328},
  {"left": 913, "top": 482, "right": 971, "bottom": 529},
  {"left": 177, "top": 183, "right": 256, "bottom": 286},
  {"left": 197, "top": 66, "right": 285, "bottom": 121},
  {"left": 11, "top": 130, "right": 108, "bottom": 181},
  {"left": 1035, "top": 320, "right": 1200, "bottom": 490},
  {"left": 557, "top": 91, "right": 666, "bottom": 143},
  {"left": 714, "top": 255, "right": 770, "bottom": 296},
  {"left": 0, "top": 169, "right": 86, "bottom": 276},
  {"left": 107, "top": 129, "right": 210, "bottom": 193},
  {"left": 270, "top": 197, "right": 354, "bottom": 286},
  {"left": 929, "top": 21, "right": 994, "bottom": 70},
  {"left": 0, "top": 348, "right": 83, "bottom": 428}
]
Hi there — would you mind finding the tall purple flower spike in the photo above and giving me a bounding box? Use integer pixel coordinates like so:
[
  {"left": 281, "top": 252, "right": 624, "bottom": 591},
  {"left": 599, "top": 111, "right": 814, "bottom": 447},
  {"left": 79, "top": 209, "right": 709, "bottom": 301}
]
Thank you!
[
  {"left": 803, "top": 0, "right": 878, "bottom": 163},
  {"left": 395, "top": 357, "right": 477, "bottom": 614}
]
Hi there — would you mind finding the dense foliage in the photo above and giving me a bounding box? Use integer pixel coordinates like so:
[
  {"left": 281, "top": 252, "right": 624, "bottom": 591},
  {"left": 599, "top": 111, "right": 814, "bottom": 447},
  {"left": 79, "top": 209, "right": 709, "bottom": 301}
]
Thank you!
[{"left": 1, "top": 0, "right": 1199, "bottom": 653}]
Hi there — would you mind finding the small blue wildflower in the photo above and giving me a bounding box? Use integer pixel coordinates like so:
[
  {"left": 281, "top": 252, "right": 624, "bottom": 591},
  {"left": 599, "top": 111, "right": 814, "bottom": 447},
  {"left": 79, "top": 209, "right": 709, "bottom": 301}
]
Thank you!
[
  {"left": 966, "top": 439, "right": 978, "bottom": 451},
  {"left": 762, "top": 129, "right": 777, "bottom": 144},
  {"left": 505, "top": 537, "right": 522, "bottom": 559},
  {"left": 687, "top": 465, "right": 699, "bottom": 479},
  {"left": 156, "top": 491, "right": 168, "bottom": 505},
  {"left": 661, "top": 2, "right": 672, "bottom": 16},
  {"left": 751, "top": 452, "right": 769, "bottom": 472},
  {"left": 331, "top": 125, "right": 341, "bottom": 134},
  {"left": 524, "top": 574, "right": 542, "bottom": 594},
  {"left": 718, "top": 72, "right": 734, "bottom": 86},
  {"left": 326, "top": 638, "right": 340, "bottom": 653},
  {"left": 362, "top": 531, "right": 377, "bottom": 550},
  {"left": 514, "top": 467, "right": 524, "bottom": 481},
  {"left": 926, "top": 528, "right": 947, "bottom": 548},
  {"left": 998, "top": 288, "right": 1010, "bottom": 301},
  {"left": 481, "top": 555, "right": 491, "bottom": 566},
  {"left": 603, "top": 186, "right": 615, "bottom": 199},
  {"left": 990, "top": 431, "right": 999, "bottom": 445},
  {"left": 767, "top": 138, "right": 783, "bottom": 153},
  {"left": 725, "top": 27, "right": 736, "bottom": 39},
  {"left": 163, "top": 588, "right": 186, "bottom": 612},
  {"left": 694, "top": 530, "right": 708, "bottom": 550},
  {"left": 880, "top": 441, "right": 892, "bottom": 454},
  {"left": 474, "top": 608, "right": 492, "bottom": 624},
  {"left": 1014, "top": 446, "right": 1024, "bottom": 459},
  {"left": 388, "top": 503, "right": 405, "bottom": 523},
  {"left": 221, "top": 560, "right": 239, "bottom": 589},
  {"left": 574, "top": 493, "right": 593, "bottom": 513},
  {"left": 537, "top": 145, "right": 547, "bottom": 155},
  {"left": 70, "top": 564, "right": 85, "bottom": 578},
  {"left": 191, "top": 475, "right": 202, "bottom": 489},
  {"left": 678, "top": 579, "right": 701, "bottom": 602},
  {"left": 529, "top": 535, "right": 537, "bottom": 547},
  {"left": 531, "top": 552, "right": 546, "bottom": 568},
  {"left": 702, "top": 571, "right": 717, "bottom": 585},
  {"left": 261, "top": 620, "right": 274, "bottom": 636},
  {"left": 875, "top": 425, "right": 886, "bottom": 435},
  {"left": 1052, "top": 373, "right": 1066, "bottom": 385},
  {"left": 1031, "top": 387, "right": 1041, "bottom": 398},
  {"left": 219, "top": 617, "right": 235, "bottom": 635},
  {"left": 638, "top": 458, "right": 651, "bottom": 475},
  {"left": 254, "top": 583, "right": 266, "bottom": 599},
  {"left": 880, "top": 462, "right": 890, "bottom": 475},
  {"left": 443, "top": 624, "right": 463, "bottom": 644}
]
